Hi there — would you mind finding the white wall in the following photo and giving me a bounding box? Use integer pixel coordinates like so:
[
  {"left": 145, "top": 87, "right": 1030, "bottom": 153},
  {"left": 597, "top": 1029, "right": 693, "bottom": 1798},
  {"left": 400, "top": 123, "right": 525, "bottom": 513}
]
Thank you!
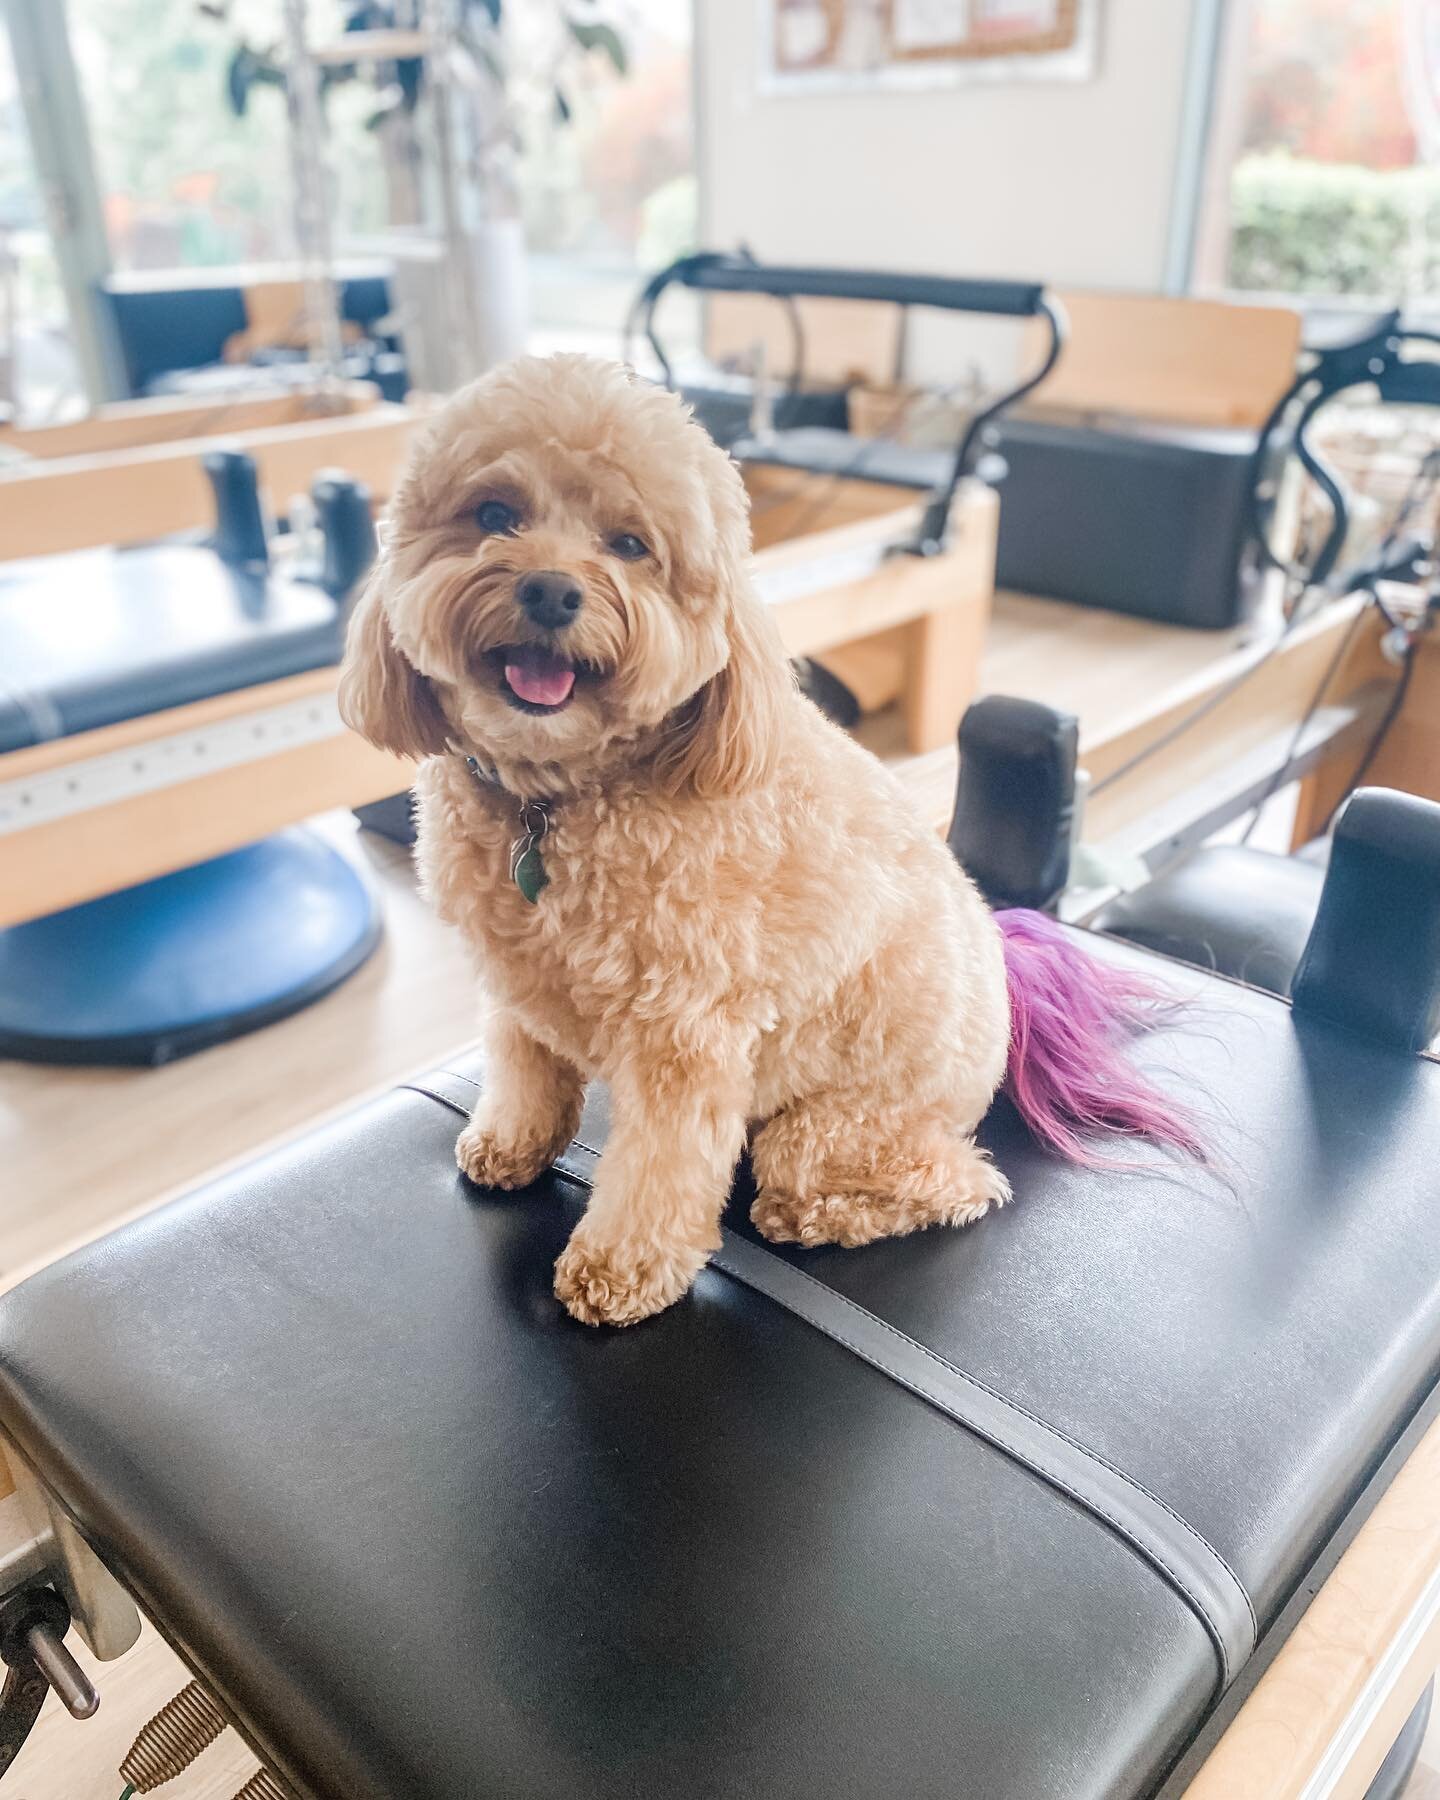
[{"left": 696, "top": 0, "right": 1201, "bottom": 378}]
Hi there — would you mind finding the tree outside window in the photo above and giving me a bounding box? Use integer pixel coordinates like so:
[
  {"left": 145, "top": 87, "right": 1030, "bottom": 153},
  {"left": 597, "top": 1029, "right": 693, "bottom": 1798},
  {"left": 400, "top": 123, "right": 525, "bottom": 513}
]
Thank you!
[{"left": 1195, "top": 0, "right": 1438, "bottom": 303}]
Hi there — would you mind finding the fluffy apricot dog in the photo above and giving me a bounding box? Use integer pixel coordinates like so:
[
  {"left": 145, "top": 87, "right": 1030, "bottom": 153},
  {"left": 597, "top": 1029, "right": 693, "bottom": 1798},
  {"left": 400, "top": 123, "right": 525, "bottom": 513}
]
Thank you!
[{"left": 339, "top": 354, "right": 1186, "bottom": 1326}]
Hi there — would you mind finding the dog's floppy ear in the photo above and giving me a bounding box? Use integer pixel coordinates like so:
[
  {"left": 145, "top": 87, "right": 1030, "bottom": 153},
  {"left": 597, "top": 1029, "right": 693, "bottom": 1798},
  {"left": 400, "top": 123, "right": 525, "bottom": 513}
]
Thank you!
[
  {"left": 337, "top": 574, "right": 452, "bottom": 761},
  {"left": 660, "top": 586, "right": 792, "bottom": 798}
]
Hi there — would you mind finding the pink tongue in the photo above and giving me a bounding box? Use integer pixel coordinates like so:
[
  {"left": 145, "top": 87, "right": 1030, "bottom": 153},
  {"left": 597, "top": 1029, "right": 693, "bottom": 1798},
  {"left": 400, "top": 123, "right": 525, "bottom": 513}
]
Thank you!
[{"left": 505, "top": 657, "right": 576, "bottom": 707}]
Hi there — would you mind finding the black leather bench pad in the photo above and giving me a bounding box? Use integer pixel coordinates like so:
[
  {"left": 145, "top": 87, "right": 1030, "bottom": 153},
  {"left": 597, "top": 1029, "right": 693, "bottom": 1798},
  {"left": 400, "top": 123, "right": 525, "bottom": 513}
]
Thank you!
[
  {"left": 0, "top": 1086, "right": 1213, "bottom": 1800},
  {"left": 714, "top": 972, "right": 1440, "bottom": 1634},
  {"left": 1, "top": 939, "right": 1438, "bottom": 1799},
  {"left": 1091, "top": 844, "right": 1326, "bottom": 994},
  {"left": 417, "top": 1070, "right": 1254, "bottom": 1681}
]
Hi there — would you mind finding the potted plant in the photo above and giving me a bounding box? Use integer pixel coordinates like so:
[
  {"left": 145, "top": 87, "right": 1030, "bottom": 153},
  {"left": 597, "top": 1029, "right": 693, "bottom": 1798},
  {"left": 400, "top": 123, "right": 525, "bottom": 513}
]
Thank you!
[{"left": 209, "top": 0, "right": 630, "bottom": 378}]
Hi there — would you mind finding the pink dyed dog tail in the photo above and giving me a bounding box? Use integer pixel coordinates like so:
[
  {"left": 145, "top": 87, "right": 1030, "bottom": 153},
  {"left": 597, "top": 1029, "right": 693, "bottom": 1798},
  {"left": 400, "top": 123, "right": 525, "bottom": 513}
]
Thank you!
[{"left": 996, "top": 909, "right": 1207, "bottom": 1166}]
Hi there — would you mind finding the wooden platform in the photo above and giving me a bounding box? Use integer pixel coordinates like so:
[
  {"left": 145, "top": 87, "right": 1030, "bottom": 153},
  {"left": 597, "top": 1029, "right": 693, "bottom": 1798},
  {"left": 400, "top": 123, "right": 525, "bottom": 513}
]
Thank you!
[{"left": 0, "top": 395, "right": 423, "bottom": 563}]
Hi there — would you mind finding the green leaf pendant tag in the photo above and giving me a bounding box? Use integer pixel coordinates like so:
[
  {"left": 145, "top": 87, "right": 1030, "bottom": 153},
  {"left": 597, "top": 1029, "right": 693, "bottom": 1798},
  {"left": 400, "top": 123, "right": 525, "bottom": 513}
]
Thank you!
[
  {"left": 513, "top": 841, "right": 549, "bottom": 904},
  {"left": 510, "top": 798, "right": 551, "bottom": 904}
]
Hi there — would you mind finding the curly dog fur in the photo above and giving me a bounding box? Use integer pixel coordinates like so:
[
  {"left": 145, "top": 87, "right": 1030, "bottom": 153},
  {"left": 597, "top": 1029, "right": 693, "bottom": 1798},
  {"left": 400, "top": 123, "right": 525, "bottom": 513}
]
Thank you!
[{"left": 339, "top": 354, "right": 1011, "bottom": 1326}]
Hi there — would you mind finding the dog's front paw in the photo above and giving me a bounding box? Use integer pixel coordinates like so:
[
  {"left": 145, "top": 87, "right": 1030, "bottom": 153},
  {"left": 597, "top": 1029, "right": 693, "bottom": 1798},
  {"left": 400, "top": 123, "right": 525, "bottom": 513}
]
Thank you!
[
  {"left": 553, "top": 1231, "right": 705, "bottom": 1327},
  {"left": 456, "top": 1121, "right": 563, "bottom": 1190}
]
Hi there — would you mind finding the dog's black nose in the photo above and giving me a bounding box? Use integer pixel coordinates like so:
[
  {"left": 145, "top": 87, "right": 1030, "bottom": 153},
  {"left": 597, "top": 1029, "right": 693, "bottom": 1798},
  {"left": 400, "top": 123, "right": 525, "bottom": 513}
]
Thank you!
[{"left": 517, "top": 571, "right": 583, "bottom": 631}]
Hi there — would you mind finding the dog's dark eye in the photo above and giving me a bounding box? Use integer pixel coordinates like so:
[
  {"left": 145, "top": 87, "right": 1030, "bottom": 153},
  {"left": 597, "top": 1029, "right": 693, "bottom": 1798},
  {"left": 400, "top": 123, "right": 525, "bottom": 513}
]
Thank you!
[
  {"left": 609, "top": 532, "right": 649, "bottom": 561},
  {"left": 476, "top": 499, "right": 520, "bottom": 536}
]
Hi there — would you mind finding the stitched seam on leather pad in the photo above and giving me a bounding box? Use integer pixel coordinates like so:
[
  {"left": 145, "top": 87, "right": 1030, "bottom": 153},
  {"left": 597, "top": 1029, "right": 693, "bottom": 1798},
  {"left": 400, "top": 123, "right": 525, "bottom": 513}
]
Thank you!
[
  {"left": 711, "top": 1246, "right": 1233, "bottom": 1686},
  {"left": 712, "top": 1245, "right": 1239, "bottom": 1682},
  {"left": 719, "top": 1243, "right": 1255, "bottom": 1646},
  {"left": 407, "top": 1073, "right": 1249, "bottom": 1668}
]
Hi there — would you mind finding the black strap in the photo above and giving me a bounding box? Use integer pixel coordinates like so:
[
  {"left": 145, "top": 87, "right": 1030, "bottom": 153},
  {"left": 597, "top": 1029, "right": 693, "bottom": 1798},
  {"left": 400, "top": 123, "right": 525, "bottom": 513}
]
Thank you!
[
  {"left": 711, "top": 1232, "right": 1254, "bottom": 1688},
  {"left": 408, "top": 1068, "right": 1256, "bottom": 1688}
]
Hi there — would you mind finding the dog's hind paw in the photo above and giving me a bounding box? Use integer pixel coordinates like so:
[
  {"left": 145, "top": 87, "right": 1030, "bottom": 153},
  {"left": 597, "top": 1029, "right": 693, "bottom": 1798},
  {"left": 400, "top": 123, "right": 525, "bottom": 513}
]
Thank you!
[
  {"left": 751, "top": 1190, "right": 895, "bottom": 1247},
  {"left": 751, "top": 1170, "right": 1004, "bottom": 1248}
]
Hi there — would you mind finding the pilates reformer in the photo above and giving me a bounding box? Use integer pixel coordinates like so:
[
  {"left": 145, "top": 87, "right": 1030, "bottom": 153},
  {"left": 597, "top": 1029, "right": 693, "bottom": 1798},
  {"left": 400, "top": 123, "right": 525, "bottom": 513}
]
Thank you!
[
  {"left": 0, "top": 384, "right": 421, "bottom": 565},
  {"left": 639, "top": 251, "right": 1304, "bottom": 642},
  {"left": 0, "top": 447, "right": 409, "bottom": 1064},
  {"left": 4, "top": 283, "right": 1440, "bottom": 1800},
  {"left": 0, "top": 565, "right": 1436, "bottom": 1799},
  {"left": 630, "top": 253, "right": 1068, "bottom": 752},
  {"left": 946, "top": 309, "right": 1440, "bottom": 994}
]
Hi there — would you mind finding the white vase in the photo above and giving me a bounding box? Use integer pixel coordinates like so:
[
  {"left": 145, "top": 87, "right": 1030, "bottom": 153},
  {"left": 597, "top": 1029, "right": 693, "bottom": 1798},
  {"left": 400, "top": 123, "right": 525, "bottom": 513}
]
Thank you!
[
  {"left": 467, "top": 216, "right": 529, "bottom": 374},
  {"left": 378, "top": 219, "right": 530, "bottom": 394}
]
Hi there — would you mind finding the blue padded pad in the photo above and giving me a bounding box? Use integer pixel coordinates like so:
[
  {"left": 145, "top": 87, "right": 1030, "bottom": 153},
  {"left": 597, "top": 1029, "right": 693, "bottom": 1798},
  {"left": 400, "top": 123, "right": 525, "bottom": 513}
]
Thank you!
[
  {"left": 103, "top": 275, "right": 393, "bottom": 395},
  {"left": 142, "top": 350, "right": 404, "bottom": 401},
  {"left": 0, "top": 829, "right": 380, "bottom": 1064},
  {"left": 339, "top": 274, "right": 392, "bottom": 328},
  {"left": 102, "top": 282, "right": 249, "bottom": 397},
  {"left": 0, "top": 544, "right": 344, "bottom": 751}
]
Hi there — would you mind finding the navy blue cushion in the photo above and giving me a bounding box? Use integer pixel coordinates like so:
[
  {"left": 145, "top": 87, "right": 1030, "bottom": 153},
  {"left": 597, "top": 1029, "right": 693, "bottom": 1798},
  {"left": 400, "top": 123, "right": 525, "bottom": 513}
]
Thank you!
[
  {"left": 0, "top": 828, "right": 381, "bottom": 1065},
  {"left": 102, "top": 275, "right": 394, "bottom": 395},
  {"left": 0, "top": 544, "right": 343, "bottom": 751},
  {"left": 102, "top": 282, "right": 249, "bottom": 397}
]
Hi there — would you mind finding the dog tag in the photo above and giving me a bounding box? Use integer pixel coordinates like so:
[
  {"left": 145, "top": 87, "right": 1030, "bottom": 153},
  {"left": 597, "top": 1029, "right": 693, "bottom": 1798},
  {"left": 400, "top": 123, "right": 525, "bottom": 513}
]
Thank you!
[{"left": 513, "top": 841, "right": 549, "bottom": 904}]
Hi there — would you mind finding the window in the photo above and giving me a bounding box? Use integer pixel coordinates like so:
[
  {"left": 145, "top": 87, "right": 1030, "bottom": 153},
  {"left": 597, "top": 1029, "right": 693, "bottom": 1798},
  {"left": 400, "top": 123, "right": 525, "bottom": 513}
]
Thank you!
[
  {"left": 65, "top": 0, "right": 388, "bottom": 271},
  {"left": 0, "top": 25, "right": 79, "bottom": 415},
  {"left": 63, "top": 0, "right": 693, "bottom": 345},
  {"left": 1193, "top": 0, "right": 1437, "bottom": 303},
  {"left": 2, "top": 0, "right": 694, "bottom": 404},
  {"left": 507, "top": 0, "right": 696, "bottom": 348}
]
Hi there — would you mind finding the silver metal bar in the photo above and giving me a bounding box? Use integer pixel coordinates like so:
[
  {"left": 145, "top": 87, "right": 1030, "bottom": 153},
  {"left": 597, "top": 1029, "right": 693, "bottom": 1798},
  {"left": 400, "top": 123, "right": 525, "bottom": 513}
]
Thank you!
[
  {"left": 1109, "top": 693, "right": 1386, "bottom": 874},
  {"left": 0, "top": 690, "right": 347, "bottom": 836},
  {"left": 1, "top": 0, "right": 125, "bottom": 403},
  {"left": 419, "top": 0, "right": 482, "bottom": 381},
  {"left": 25, "top": 1620, "right": 98, "bottom": 1719},
  {"left": 1060, "top": 685, "right": 1391, "bottom": 924},
  {"left": 8, "top": 1451, "right": 139, "bottom": 1662}
]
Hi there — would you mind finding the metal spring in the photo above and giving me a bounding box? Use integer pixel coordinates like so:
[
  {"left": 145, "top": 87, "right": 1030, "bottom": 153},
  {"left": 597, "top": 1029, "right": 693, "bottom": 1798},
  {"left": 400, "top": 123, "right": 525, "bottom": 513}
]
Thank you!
[
  {"left": 119, "top": 1679, "right": 228, "bottom": 1790},
  {"left": 233, "top": 1771, "right": 291, "bottom": 1800}
]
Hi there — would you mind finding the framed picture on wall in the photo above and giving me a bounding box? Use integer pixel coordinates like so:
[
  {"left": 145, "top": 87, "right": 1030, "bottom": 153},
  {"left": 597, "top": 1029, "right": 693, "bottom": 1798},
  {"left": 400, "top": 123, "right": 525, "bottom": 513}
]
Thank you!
[{"left": 761, "top": 0, "right": 1101, "bottom": 94}]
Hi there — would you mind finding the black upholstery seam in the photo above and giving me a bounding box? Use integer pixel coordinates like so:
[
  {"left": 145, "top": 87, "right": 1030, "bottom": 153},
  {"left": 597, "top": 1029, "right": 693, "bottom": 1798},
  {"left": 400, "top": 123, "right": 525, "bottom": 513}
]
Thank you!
[
  {"left": 408, "top": 1071, "right": 1253, "bottom": 1671},
  {"left": 575, "top": 1117, "right": 1252, "bottom": 1640},
  {"left": 718, "top": 1248, "right": 1256, "bottom": 1640},
  {"left": 401, "top": 1080, "right": 473, "bottom": 1118},
  {"left": 710, "top": 1244, "right": 1235, "bottom": 1686}
]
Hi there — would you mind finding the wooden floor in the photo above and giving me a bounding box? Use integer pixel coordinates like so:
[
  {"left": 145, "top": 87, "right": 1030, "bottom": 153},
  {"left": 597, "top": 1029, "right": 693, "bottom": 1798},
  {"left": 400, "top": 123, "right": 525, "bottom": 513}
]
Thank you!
[
  {"left": 0, "top": 825, "right": 477, "bottom": 1287},
  {"left": 1, "top": 586, "right": 1435, "bottom": 1797}
]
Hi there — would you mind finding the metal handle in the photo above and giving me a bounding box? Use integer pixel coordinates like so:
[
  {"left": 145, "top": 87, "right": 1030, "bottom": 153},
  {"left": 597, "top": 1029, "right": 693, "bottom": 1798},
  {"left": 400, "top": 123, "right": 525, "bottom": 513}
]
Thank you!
[
  {"left": 0, "top": 1586, "right": 100, "bottom": 1779},
  {"left": 24, "top": 1615, "right": 96, "bottom": 1719},
  {"left": 1247, "top": 315, "right": 1440, "bottom": 593},
  {"left": 629, "top": 251, "right": 1067, "bottom": 550},
  {"left": 664, "top": 254, "right": 1047, "bottom": 319}
]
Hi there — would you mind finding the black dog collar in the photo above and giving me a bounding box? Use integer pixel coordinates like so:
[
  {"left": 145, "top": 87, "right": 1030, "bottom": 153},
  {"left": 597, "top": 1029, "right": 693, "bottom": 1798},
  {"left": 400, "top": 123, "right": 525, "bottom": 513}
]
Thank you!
[{"left": 462, "top": 754, "right": 552, "bottom": 904}]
